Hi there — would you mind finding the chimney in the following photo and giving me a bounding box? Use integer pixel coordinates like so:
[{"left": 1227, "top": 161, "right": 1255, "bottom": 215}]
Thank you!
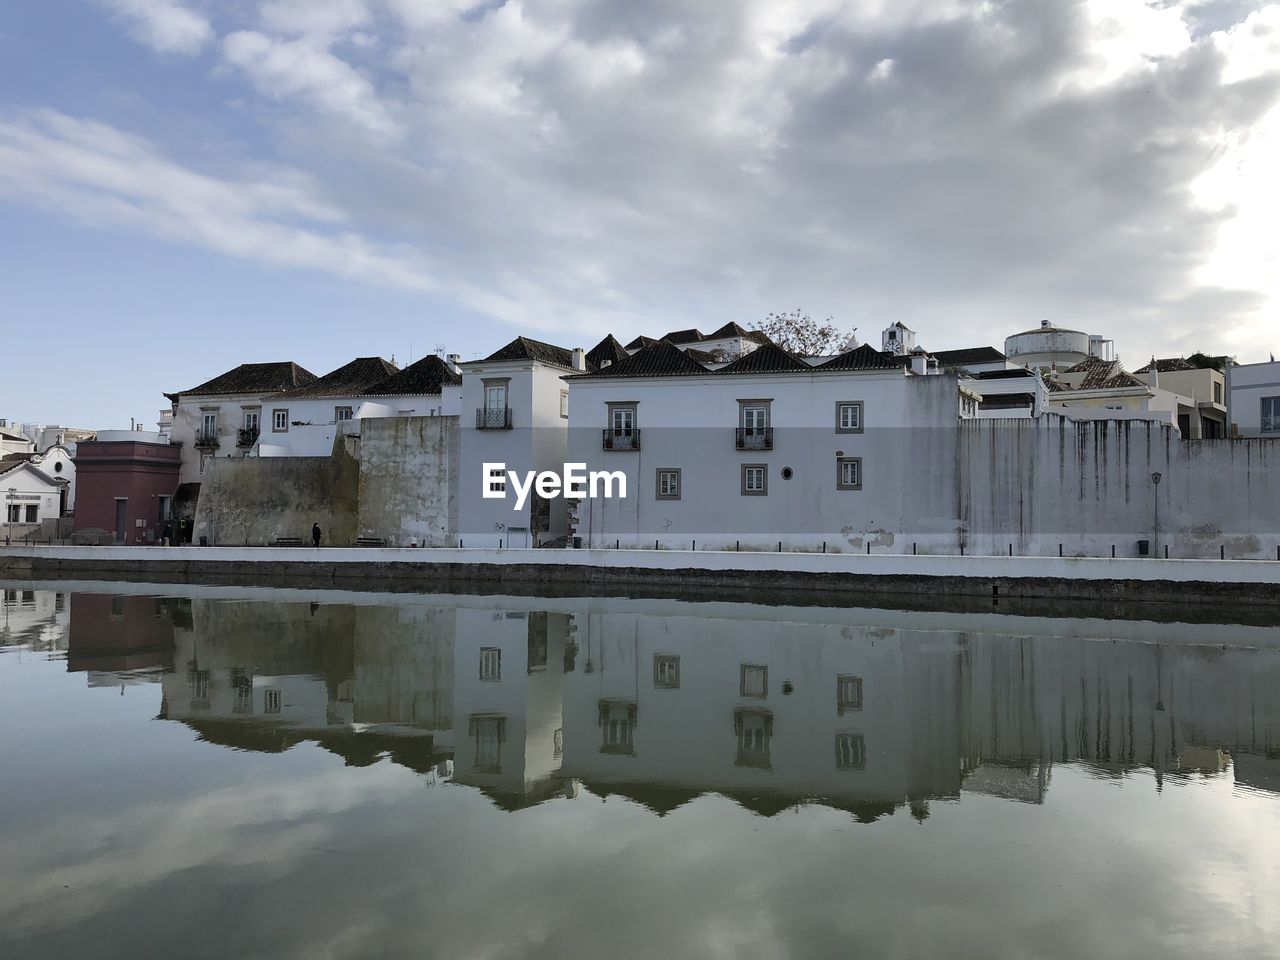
[
  {"left": 1041, "top": 319, "right": 1051, "bottom": 329},
  {"left": 446, "top": 353, "right": 462, "bottom": 374},
  {"left": 909, "top": 349, "right": 928, "bottom": 376},
  {"left": 572, "top": 348, "right": 586, "bottom": 371}
]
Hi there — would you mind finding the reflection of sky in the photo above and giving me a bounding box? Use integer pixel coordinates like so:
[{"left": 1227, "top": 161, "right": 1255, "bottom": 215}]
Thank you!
[{"left": 2, "top": 601, "right": 1280, "bottom": 959}]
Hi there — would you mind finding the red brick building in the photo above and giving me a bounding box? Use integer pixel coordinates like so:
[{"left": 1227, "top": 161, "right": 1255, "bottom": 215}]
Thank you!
[{"left": 73, "top": 433, "right": 181, "bottom": 544}]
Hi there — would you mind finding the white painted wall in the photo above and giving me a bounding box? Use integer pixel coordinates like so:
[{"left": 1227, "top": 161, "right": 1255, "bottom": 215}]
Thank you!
[
  {"left": 1227, "top": 359, "right": 1280, "bottom": 438},
  {"left": 1, "top": 462, "right": 63, "bottom": 536},
  {"left": 171, "top": 393, "right": 267, "bottom": 484}
]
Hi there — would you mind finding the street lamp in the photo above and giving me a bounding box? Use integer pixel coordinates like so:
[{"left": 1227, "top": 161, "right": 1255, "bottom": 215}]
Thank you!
[
  {"left": 1151, "top": 472, "right": 1162, "bottom": 558},
  {"left": 5, "top": 487, "right": 16, "bottom": 546}
]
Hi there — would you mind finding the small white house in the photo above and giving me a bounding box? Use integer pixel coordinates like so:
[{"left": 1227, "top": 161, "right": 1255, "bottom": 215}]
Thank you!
[
  {"left": 1, "top": 460, "right": 65, "bottom": 541},
  {"left": 254, "top": 356, "right": 398, "bottom": 457}
]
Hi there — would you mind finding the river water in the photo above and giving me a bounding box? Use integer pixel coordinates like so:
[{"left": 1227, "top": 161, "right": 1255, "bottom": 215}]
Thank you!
[{"left": 2, "top": 583, "right": 1278, "bottom": 959}]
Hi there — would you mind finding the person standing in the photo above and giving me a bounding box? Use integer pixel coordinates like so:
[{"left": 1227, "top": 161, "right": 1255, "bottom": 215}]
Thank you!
[
  {"left": 162, "top": 522, "right": 173, "bottom": 547},
  {"left": 312, "top": 522, "right": 322, "bottom": 548}
]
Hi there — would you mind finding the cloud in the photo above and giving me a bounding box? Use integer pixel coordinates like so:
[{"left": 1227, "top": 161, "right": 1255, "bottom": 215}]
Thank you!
[
  {"left": 32, "top": 1, "right": 1280, "bottom": 359},
  {"left": 95, "top": 0, "right": 213, "bottom": 56},
  {"left": 0, "top": 109, "right": 431, "bottom": 291}
]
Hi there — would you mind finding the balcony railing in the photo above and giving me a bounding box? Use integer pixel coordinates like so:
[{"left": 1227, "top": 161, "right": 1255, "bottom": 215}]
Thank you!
[
  {"left": 602, "top": 428, "right": 641, "bottom": 451},
  {"left": 193, "top": 429, "right": 220, "bottom": 449},
  {"left": 735, "top": 426, "right": 773, "bottom": 450},
  {"left": 476, "top": 406, "right": 513, "bottom": 430},
  {"left": 236, "top": 426, "right": 260, "bottom": 448}
]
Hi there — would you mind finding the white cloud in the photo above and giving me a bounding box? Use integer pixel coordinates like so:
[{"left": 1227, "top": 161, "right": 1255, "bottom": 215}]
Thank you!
[
  {"left": 96, "top": 0, "right": 213, "bottom": 56},
  {"left": 222, "top": 30, "right": 402, "bottom": 138},
  {"left": 0, "top": 109, "right": 430, "bottom": 291}
]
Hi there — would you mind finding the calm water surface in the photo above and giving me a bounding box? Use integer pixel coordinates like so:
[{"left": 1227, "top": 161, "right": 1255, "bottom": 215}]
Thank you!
[{"left": 2, "top": 583, "right": 1279, "bottom": 959}]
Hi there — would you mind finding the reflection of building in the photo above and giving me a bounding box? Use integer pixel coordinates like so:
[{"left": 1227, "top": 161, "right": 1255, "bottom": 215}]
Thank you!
[
  {"left": 0, "top": 588, "right": 69, "bottom": 652},
  {"left": 30, "top": 587, "right": 1277, "bottom": 818}
]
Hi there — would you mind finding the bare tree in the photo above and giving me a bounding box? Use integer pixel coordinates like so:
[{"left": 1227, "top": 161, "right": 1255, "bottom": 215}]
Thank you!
[{"left": 752, "top": 309, "right": 854, "bottom": 355}]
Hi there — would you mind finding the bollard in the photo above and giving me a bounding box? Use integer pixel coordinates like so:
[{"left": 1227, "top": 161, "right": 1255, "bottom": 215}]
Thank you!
[
  {"left": 960, "top": 544, "right": 965, "bottom": 556},
  {"left": 736, "top": 540, "right": 740, "bottom": 551},
  {"left": 822, "top": 541, "right": 827, "bottom": 554},
  {"left": 616, "top": 539, "right": 620, "bottom": 550},
  {"left": 655, "top": 539, "right": 659, "bottom": 550},
  {"left": 1059, "top": 543, "right": 1063, "bottom": 557},
  {"left": 499, "top": 539, "right": 502, "bottom": 549},
  {"left": 1165, "top": 544, "right": 1169, "bottom": 559},
  {"left": 1221, "top": 544, "right": 1225, "bottom": 560},
  {"left": 778, "top": 541, "right": 782, "bottom": 552},
  {"left": 692, "top": 540, "right": 696, "bottom": 551},
  {"left": 1008, "top": 543, "right": 1012, "bottom": 557},
  {"left": 1111, "top": 544, "right": 1115, "bottom": 558},
  {"left": 866, "top": 542, "right": 870, "bottom": 555}
]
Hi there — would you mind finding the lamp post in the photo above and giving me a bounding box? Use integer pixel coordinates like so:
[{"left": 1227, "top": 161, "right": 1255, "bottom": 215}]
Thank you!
[{"left": 1151, "top": 472, "right": 1162, "bottom": 558}]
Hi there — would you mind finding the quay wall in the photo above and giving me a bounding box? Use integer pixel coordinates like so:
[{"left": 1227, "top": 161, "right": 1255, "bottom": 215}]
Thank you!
[{"left": 3, "top": 545, "right": 1279, "bottom": 610}]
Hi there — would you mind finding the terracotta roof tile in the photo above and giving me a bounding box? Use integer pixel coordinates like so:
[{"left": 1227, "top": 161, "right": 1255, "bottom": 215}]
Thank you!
[
  {"left": 478, "top": 336, "right": 577, "bottom": 368},
  {"left": 169, "top": 361, "right": 317, "bottom": 399},
  {"left": 362, "top": 355, "right": 461, "bottom": 397},
  {"left": 715, "top": 341, "right": 811, "bottom": 375},
  {"left": 271, "top": 357, "right": 398, "bottom": 399},
  {"left": 567, "top": 340, "right": 709, "bottom": 379},
  {"left": 816, "top": 344, "right": 903, "bottom": 372}
]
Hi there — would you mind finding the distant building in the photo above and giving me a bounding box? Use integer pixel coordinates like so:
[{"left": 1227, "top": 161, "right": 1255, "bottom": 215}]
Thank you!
[
  {"left": 1, "top": 459, "right": 66, "bottom": 542},
  {"left": 1226, "top": 357, "right": 1280, "bottom": 438},
  {"left": 1133, "top": 358, "right": 1228, "bottom": 439},
  {"left": 255, "top": 356, "right": 399, "bottom": 458},
  {"left": 1004, "top": 320, "right": 1115, "bottom": 370},
  {"left": 0, "top": 420, "right": 35, "bottom": 458}
]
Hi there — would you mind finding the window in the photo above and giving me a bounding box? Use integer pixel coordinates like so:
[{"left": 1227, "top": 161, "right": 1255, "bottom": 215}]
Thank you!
[
  {"left": 243, "top": 410, "right": 260, "bottom": 432},
  {"left": 656, "top": 468, "right": 681, "bottom": 500},
  {"left": 741, "top": 464, "right": 767, "bottom": 496},
  {"left": 157, "top": 496, "right": 172, "bottom": 523},
  {"left": 835, "top": 732, "right": 867, "bottom": 770},
  {"left": 202, "top": 412, "right": 217, "bottom": 435},
  {"left": 609, "top": 403, "right": 636, "bottom": 435},
  {"left": 739, "top": 400, "right": 770, "bottom": 432},
  {"left": 1262, "top": 397, "right": 1280, "bottom": 433},
  {"left": 24, "top": 505, "right": 38, "bottom": 523},
  {"left": 484, "top": 379, "right": 508, "bottom": 412},
  {"left": 837, "top": 457, "right": 862, "bottom": 491},
  {"left": 740, "top": 663, "right": 768, "bottom": 698},
  {"left": 480, "top": 647, "right": 501, "bottom": 682},
  {"left": 264, "top": 689, "right": 282, "bottom": 714},
  {"left": 1214, "top": 382, "right": 1223, "bottom": 404},
  {"left": 469, "top": 715, "right": 506, "bottom": 771},
  {"left": 654, "top": 655, "right": 680, "bottom": 689},
  {"left": 599, "top": 700, "right": 637, "bottom": 755},
  {"left": 560, "top": 390, "right": 569, "bottom": 419},
  {"left": 527, "top": 613, "right": 548, "bottom": 673},
  {"left": 734, "top": 709, "right": 773, "bottom": 769},
  {"left": 836, "top": 401, "right": 864, "bottom": 433},
  {"left": 335, "top": 406, "right": 353, "bottom": 422},
  {"left": 272, "top": 409, "right": 289, "bottom": 432},
  {"left": 6, "top": 505, "right": 18, "bottom": 523},
  {"left": 837, "top": 675, "right": 863, "bottom": 713}
]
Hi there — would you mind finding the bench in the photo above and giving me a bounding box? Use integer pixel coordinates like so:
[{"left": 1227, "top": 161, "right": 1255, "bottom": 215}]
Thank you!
[
  {"left": 274, "top": 537, "right": 305, "bottom": 547},
  {"left": 355, "top": 537, "right": 386, "bottom": 547}
]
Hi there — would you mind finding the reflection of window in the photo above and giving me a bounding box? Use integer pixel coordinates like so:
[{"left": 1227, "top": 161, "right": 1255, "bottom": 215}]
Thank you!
[
  {"left": 264, "top": 689, "right": 282, "bottom": 714},
  {"left": 599, "top": 700, "right": 637, "bottom": 755},
  {"left": 554, "top": 728, "right": 564, "bottom": 759},
  {"left": 836, "top": 675, "right": 863, "bottom": 714},
  {"left": 189, "top": 669, "right": 210, "bottom": 705},
  {"left": 469, "top": 715, "right": 506, "bottom": 772},
  {"left": 740, "top": 663, "right": 768, "bottom": 698},
  {"left": 110, "top": 595, "right": 125, "bottom": 620},
  {"left": 232, "top": 669, "right": 253, "bottom": 714},
  {"left": 480, "top": 647, "right": 501, "bottom": 681},
  {"left": 654, "top": 655, "right": 680, "bottom": 689},
  {"left": 734, "top": 709, "right": 773, "bottom": 769},
  {"left": 835, "top": 732, "right": 866, "bottom": 770}
]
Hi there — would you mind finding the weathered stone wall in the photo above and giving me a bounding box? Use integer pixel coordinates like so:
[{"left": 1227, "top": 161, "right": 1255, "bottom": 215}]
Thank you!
[
  {"left": 959, "top": 416, "right": 1280, "bottom": 559},
  {"left": 192, "top": 443, "right": 359, "bottom": 546},
  {"left": 357, "top": 416, "right": 459, "bottom": 546}
]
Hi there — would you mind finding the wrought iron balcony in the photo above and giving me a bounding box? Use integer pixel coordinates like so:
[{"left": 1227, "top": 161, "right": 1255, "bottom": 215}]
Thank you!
[
  {"left": 193, "top": 429, "right": 220, "bottom": 449},
  {"left": 476, "top": 406, "right": 513, "bottom": 430},
  {"left": 735, "top": 426, "right": 773, "bottom": 450},
  {"left": 236, "top": 426, "right": 260, "bottom": 448},
  {"left": 602, "top": 428, "right": 641, "bottom": 451}
]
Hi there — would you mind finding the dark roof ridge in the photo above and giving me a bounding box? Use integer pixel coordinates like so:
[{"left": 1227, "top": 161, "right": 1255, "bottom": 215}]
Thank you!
[
  {"left": 715, "top": 341, "right": 811, "bottom": 375},
  {"left": 816, "top": 344, "right": 903, "bottom": 372},
  {"left": 363, "top": 354, "right": 461, "bottom": 397},
  {"left": 565, "top": 339, "right": 709, "bottom": 379}
]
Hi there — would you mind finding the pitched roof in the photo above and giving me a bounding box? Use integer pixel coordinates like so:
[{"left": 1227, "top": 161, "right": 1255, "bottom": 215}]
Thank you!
[
  {"left": 715, "top": 341, "right": 811, "bottom": 375},
  {"left": 169, "top": 361, "right": 317, "bottom": 399},
  {"left": 625, "top": 335, "right": 659, "bottom": 350},
  {"left": 567, "top": 340, "right": 709, "bottom": 379},
  {"left": 816, "top": 344, "right": 903, "bottom": 372},
  {"left": 271, "top": 357, "right": 399, "bottom": 399},
  {"left": 706, "top": 321, "right": 753, "bottom": 340},
  {"left": 931, "top": 346, "right": 1007, "bottom": 367},
  {"left": 362, "top": 355, "right": 461, "bottom": 397},
  {"left": 1061, "top": 357, "right": 1147, "bottom": 390},
  {"left": 586, "top": 335, "right": 629, "bottom": 369},
  {"left": 660, "top": 328, "right": 705, "bottom": 345},
  {"left": 477, "top": 336, "right": 577, "bottom": 369},
  {"left": 1134, "top": 357, "right": 1196, "bottom": 373},
  {"left": 0, "top": 459, "right": 62, "bottom": 487},
  {"left": 971, "top": 368, "right": 1036, "bottom": 380}
]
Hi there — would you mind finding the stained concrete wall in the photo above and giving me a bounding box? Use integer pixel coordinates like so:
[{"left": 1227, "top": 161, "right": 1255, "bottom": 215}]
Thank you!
[
  {"left": 191, "top": 443, "right": 359, "bottom": 546},
  {"left": 959, "top": 416, "right": 1280, "bottom": 559},
  {"left": 357, "top": 416, "right": 459, "bottom": 547}
]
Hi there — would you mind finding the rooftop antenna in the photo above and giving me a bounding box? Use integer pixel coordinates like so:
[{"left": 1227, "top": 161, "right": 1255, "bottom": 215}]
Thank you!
[{"left": 435, "top": 343, "right": 446, "bottom": 357}]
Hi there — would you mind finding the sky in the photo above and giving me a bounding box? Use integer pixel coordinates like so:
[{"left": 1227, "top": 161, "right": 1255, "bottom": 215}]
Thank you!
[{"left": 1, "top": 0, "right": 1278, "bottom": 431}]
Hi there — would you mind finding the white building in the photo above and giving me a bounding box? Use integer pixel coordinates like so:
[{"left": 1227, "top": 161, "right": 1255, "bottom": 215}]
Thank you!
[
  {"left": 623, "top": 323, "right": 770, "bottom": 363},
  {"left": 1133, "top": 358, "right": 1228, "bottom": 439},
  {"left": 1226, "top": 357, "right": 1280, "bottom": 438},
  {"left": 1, "top": 459, "right": 66, "bottom": 541},
  {"left": 166, "top": 361, "right": 318, "bottom": 484},
  {"left": 458, "top": 337, "right": 586, "bottom": 548},
  {"left": 563, "top": 339, "right": 972, "bottom": 551},
  {"left": 356, "top": 354, "right": 463, "bottom": 420},
  {"left": 254, "top": 356, "right": 398, "bottom": 458},
  {"left": 0, "top": 420, "right": 35, "bottom": 458}
]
